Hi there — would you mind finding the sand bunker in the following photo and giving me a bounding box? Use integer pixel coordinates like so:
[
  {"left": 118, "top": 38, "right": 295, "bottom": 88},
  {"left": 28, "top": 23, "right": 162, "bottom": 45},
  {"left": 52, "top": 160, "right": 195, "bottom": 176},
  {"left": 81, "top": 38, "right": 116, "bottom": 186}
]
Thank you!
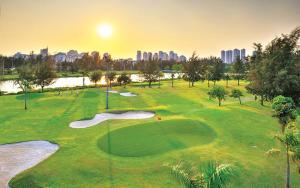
[
  {"left": 120, "top": 92, "right": 137, "bottom": 97},
  {"left": 0, "top": 141, "right": 59, "bottom": 188},
  {"left": 105, "top": 90, "right": 119, "bottom": 93},
  {"left": 70, "top": 111, "right": 155, "bottom": 129}
]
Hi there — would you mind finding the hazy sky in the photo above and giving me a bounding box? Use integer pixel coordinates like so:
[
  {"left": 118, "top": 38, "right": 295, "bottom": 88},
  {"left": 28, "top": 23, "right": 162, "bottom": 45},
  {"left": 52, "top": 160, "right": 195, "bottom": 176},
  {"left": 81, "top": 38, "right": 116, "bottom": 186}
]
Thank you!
[{"left": 0, "top": 0, "right": 299, "bottom": 58}]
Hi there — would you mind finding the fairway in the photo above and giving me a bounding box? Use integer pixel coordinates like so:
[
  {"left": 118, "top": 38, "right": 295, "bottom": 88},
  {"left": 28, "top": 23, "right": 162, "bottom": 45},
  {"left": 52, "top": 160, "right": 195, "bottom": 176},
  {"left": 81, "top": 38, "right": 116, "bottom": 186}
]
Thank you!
[
  {"left": 98, "top": 119, "right": 216, "bottom": 157},
  {"left": 0, "top": 80, "right": 299, "bottom": 188}
]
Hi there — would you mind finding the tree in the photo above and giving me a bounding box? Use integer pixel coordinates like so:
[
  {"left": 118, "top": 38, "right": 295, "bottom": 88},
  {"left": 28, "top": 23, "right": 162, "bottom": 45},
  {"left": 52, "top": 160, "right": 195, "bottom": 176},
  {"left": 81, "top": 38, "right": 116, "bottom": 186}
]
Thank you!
[
  {"left": 272, "top": 95, "right": 297, "bottom": 133},
  {"left": 232, "top": 57, "right": 245, "bottom": 86},
  {"left": 34, "top": 60, "right": 57, "bottom": 92},
  {"left": 168, "top": 161, "right": 234, "bottom": 188},
  {"left": 230, "top": 89, "right": 243, "bottom": 104},
  {"left": 207, "top": 57, "right": 224, "bottom": 86},
  {"left": 117, "top": 72, "right": 131, "bottom": 88},
  {"left": 183, "top": 53, "right": 206, "bottom": 87},
  {"left": 247, "top": 27, "right": 300, "bottom": 105},
  {"left": 224, "top": 74, "right": 230, "bottom": 88},
  {"left": 139, "top": 60, "right": 160, "bottom": 88},
  {"left": 171, "top": 64, "right": 183, "bottom": 87},
  {"left": 158, "top": 71, "right": 164, "bottom": 88},
  {"left": 246, "top": 43, "right": 266, "bottom": 106},
  {"left": 90, "top": 71, "right": 102, "bottom": 87},
  {"left": 268, "top": 96, "right": 299, "bottom": 188},
  {"left": 14, "top": 64, "right": 35, "bottom": 110},
  {"left": 208, "top": 86, "right": 227, "bottom": 106},
  {"left": 106, "top": 71, "right": 117, "bottom": 87}
]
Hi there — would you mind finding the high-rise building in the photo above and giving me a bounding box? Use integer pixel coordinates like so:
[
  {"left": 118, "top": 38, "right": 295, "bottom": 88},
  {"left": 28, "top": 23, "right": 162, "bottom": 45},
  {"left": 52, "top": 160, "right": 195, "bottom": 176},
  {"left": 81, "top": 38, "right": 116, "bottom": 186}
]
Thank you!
[
  {"left": 142, "top": 52, "right": 148, "bottom": 61},
  {"left": 179, "top": 55, "right": 187, "bottom": 62},
  {"left": 169, "top": 51, "right": 175, "bottom": 60},
  {"left": 221, "top": 50, "right": 226, "bottom": 63},
  {"left": 225, "top": 50, "right": 233, "bottom": 64},
  {"left": 241, "top": 49, "right": 246, "bottom": 59},
  {"left": 153, "top": 53, "right": 159, "bottom": 60},
  {"left": 40, "top": 47, "right": 48, "bottom": 58},
  {"left": 148, "top": 52, "right": 153, "bottom": 60},
  {"left": 54, "top": 52, "right": 66, "bottom": 63},
  {"left": 136, "top": 51, "right": 142, "bottom": 61},
  {"left": 233, "top": 49, "right": 240, "bottom": 62},
  {"left": 158, "top": 51, "right": 164, "bottom": 60},
  {"left": 66, "top": 50, "right": 79, "bottom": 62}
]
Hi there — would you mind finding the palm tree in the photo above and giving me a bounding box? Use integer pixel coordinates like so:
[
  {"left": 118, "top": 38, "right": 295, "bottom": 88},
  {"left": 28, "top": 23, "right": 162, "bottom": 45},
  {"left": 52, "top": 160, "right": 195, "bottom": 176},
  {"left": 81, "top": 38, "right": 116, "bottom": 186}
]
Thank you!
[{"left": 168, "top": 161, "right": 234, "bottom": 188}]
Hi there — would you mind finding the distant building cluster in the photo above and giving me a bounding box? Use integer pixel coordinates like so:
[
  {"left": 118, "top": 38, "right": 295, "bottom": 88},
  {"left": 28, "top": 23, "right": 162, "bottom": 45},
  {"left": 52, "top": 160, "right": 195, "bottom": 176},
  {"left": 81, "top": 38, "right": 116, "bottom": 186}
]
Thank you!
[
  {"left": 221, "top": 48, "right": 246, "bottom": 64},
  {"left": 136, "top": 50, "right": 187, "bottom": 62},
  {"left": 13, "top": 48, "right": 102, "bottom": 63}
]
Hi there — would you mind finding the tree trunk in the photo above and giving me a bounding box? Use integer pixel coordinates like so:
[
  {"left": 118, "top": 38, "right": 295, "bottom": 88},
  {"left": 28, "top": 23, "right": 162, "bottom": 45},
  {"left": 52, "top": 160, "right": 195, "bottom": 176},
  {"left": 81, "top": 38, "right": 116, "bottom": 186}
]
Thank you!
[
  {"left": 83, "top": 77, "right": 85, "bottom": 87},
  {"left": 218, "top": 98, "right": 221, "bottom": 106},
  {"left": 260, "top": 95, "right": 264, "bottom": 106},
  {"left": 286, "top": 145, "right": 291, "bottom": 188},
  {"left": 41, "top": 86, "right": 44, "bottom": 93},
  {"left": 214, "top": 81, "right": 216, "bottom": 86},
  {"left": 238, "top": 78, "right": 240, "bottom": 86},
  {"left": 24, "top": 87, "right": 27, "bottom": 110},
  {"left": 172, "top": 77, "right": 174, "bottom": 88},
  {"left": 208, "top": 80, "right": 210, "bottom": 87},
  {"left": 226, "top": 79, "right": 228, "bottom": 87},
  {"left": 192, "top": 81, "right": 194, "bottom": 87},
  {"left": 239, "top": 97, "right": 242, "bottom": 105}
]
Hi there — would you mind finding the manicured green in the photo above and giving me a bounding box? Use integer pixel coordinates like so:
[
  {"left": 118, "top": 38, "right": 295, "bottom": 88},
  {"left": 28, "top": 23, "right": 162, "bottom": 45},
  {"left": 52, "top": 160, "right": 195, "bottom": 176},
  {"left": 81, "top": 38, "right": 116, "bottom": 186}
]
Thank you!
[
  {"left": 0, "top": 80, "right": 299, "bottom": 188},
  {"left": 98, "top": 119, "right": 216, "bottom": 157}
]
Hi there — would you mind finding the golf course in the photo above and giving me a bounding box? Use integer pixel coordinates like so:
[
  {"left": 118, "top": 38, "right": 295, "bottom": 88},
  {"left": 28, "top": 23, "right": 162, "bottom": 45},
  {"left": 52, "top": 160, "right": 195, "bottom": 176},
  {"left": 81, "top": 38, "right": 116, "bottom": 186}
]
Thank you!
[{"left": 0, "top": 80, "right": 299, "bottom": 187}]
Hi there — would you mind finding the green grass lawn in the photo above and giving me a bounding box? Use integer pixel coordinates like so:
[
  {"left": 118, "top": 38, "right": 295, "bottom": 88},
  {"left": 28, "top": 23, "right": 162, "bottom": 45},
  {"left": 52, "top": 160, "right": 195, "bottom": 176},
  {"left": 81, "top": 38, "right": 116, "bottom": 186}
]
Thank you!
[{"left": 0, "top": 80, "right": 299, "bottom": 187}]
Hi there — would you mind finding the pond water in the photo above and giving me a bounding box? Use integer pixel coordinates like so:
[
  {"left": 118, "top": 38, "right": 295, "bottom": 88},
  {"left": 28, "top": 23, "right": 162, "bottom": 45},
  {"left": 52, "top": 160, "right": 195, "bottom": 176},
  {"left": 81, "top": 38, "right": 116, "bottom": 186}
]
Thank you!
[{"left": 0, "top": 73, "right": 180, "bottom": 93}]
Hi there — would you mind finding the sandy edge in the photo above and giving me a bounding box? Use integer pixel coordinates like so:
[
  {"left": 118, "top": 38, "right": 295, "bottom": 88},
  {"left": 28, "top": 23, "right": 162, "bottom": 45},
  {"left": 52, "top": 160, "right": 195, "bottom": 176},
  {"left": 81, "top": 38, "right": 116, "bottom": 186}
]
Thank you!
[{"left": 70, "top": 111, "right": 155, "bottom": 129}]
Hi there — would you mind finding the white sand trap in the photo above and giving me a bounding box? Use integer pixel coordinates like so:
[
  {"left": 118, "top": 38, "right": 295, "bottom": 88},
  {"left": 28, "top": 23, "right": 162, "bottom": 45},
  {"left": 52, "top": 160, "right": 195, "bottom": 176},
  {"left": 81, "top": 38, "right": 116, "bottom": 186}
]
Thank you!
[
  {"left": 120, "top": 92, "right": 137, "bottom": 97},
  {"left": 0, "top": 141, "right": 59, "bottom": 188},
  {"left": 70, "top": 111, "right": 155, "bottom": 129},
  {"left": 105, "top": 90, "right": 119, "bottom": 93}
]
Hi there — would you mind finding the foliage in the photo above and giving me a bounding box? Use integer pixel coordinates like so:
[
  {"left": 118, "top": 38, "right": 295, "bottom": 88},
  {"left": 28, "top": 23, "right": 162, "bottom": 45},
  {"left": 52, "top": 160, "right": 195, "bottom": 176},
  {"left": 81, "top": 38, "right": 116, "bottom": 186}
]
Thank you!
[
  {"left": 89, "top": 71, "right": 102, "bottom": 86},
  {"left": 106, "top": 71, "right": 117, "bottom": 87},
  {"left": 168, "top": 161, "right": 234, "bottom": 188},
  {"left": 272, "top": 95, "right": 297, "bottom": 132},
  {"left": 34, "top": 60, "right": 57, "bottom": 92},
  {"left": 232, "top": 57, "right": 245, "bottom": 86},
  {"left": 183, "top": 53, "right": 206, "bottom": 87},
  {"left": 208, "top": 86, "right": 227, "bottom": 106},
  {"left": 230, "top": 89, "right": 243, "bottom": 104},
  {"left": 207, "top": 57, "right": 225, "bottom": 86},
  {"left": 247, "top": 27, "right": 300, "bottom": 105},
  {"left": 138, "top": 60, "right": 160, "bottom": 87},
  {"left": 117, "top": 72, "right": 131, "bottom": 87}
]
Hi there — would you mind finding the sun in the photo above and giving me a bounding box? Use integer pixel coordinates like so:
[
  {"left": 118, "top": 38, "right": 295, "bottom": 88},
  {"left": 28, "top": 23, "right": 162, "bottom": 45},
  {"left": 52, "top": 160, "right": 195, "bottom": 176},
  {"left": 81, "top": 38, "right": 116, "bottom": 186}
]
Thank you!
[{"left": 97, "top": 24, "right": 113, "bottom": 39}]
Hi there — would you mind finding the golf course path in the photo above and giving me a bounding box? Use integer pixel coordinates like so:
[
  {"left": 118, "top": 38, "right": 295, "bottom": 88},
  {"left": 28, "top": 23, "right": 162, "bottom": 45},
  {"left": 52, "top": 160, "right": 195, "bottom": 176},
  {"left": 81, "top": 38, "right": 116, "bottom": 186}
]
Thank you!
[
  {"left": 0, "top": 141, "right": 59, "bottom": 188},
  {"left": 120, "top": 92, "right": 137, "bottom": 97},
  {"left": 70, "top": 111, "right": 155, "bottom": 128}
]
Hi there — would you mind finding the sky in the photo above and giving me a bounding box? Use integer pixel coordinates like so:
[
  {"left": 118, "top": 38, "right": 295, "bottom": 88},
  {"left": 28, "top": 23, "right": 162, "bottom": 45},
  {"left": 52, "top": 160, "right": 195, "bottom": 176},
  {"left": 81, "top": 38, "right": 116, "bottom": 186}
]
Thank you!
[{"left": 0, "top": 0, "right": 299, "bottom": 59}]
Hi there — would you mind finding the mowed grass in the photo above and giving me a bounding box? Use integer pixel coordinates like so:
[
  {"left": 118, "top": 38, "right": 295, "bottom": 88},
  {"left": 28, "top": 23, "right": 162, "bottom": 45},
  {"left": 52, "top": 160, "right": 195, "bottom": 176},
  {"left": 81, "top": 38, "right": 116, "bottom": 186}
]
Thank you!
[
  {"left": 98, "top": 119, "right": 216, "bottom": 157},
  {"left": 0, "top": 79, "right": 299, "bottom": 187}
]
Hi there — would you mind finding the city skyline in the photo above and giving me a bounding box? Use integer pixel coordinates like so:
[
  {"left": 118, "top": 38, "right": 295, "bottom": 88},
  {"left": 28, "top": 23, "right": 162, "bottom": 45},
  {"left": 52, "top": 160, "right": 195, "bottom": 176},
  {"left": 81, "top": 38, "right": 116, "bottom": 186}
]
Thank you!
[{"left": 0, "top": 0, "right": 299, "bottom": 58}]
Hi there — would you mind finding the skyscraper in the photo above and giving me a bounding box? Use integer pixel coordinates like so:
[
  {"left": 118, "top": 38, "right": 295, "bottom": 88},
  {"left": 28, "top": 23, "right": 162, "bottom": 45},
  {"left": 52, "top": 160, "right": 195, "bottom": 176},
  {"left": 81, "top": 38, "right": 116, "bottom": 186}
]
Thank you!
[
  {"left": 136, "top": 51, "right": 142, "bottom": 61},
  {"left": 148, "top": 52, "right": 153, "bottom": 60},
  {"left": 233, "top": 49, "right": 240, "bottom": 62},
  {"left": 142, "top": 52, "right": 148, "bottom": 61},
  {"left": 169, "top": 51, "right": 175, "bottom": 60},
  {"left": 153, "top": 53, "right": 159, "bottom": 60},
  {"left": 225, "top": 50, "right": 233, "bottom": 64},
  {"left": 158, "top": 51, "right": 164, "bottom": 60},
  {"left": 221, "top": 50, "right": 226, "bottom": 63},
  {"left": 241, "top": 49, "right": 246, "bottom": 60}
]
